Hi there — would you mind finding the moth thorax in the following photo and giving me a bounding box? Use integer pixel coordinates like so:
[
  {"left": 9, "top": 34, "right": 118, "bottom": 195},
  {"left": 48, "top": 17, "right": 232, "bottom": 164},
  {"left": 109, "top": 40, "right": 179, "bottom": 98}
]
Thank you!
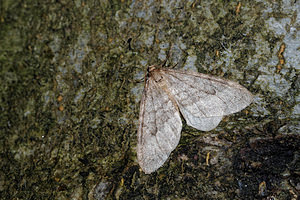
[{"left": 151, "top": 71, "right": 164, "bottom": 84}]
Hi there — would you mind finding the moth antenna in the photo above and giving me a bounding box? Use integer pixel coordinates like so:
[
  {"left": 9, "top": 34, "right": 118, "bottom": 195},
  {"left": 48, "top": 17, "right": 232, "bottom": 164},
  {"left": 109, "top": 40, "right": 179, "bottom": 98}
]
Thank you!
[
  {"left": 170, "top": 44, "right": 188, "bottom": 69},
  {"left": 159, "top": 43, "right": 173, "bottom": 68}
]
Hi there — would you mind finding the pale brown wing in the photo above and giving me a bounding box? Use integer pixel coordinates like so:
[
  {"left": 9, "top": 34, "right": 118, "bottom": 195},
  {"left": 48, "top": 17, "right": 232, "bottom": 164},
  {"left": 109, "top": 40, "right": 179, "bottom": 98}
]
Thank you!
[
  {"left": 161, "top": 69, "right": 253, "bottom": 131},
  {"left": 137, "top": 77, "right": 182, "bottom": 174}
]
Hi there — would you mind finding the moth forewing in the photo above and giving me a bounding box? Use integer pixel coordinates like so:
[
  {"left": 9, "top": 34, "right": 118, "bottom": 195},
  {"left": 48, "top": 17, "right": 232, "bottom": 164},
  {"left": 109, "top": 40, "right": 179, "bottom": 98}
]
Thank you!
[
  {"left": 137, "top": 66, "right": 253, "bottom": 174},
  {"left": 162, "top": 68, "right": 253, "bottom": 116},
  {"left": 137, "top": 67, "right": 182, "bottom": 174}
]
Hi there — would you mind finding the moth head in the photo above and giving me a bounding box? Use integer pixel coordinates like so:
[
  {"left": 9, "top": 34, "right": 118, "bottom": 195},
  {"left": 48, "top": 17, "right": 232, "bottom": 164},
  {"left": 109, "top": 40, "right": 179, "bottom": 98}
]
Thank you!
[{"left": 148, "top": 65, "right": 157, "bottom": 72}]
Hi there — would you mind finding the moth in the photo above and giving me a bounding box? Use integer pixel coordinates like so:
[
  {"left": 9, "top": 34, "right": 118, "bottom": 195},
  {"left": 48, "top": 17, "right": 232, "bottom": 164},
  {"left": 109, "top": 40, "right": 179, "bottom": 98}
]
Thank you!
[{"left": 137, "top": 65, "right": 253, "bottom": 174}]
